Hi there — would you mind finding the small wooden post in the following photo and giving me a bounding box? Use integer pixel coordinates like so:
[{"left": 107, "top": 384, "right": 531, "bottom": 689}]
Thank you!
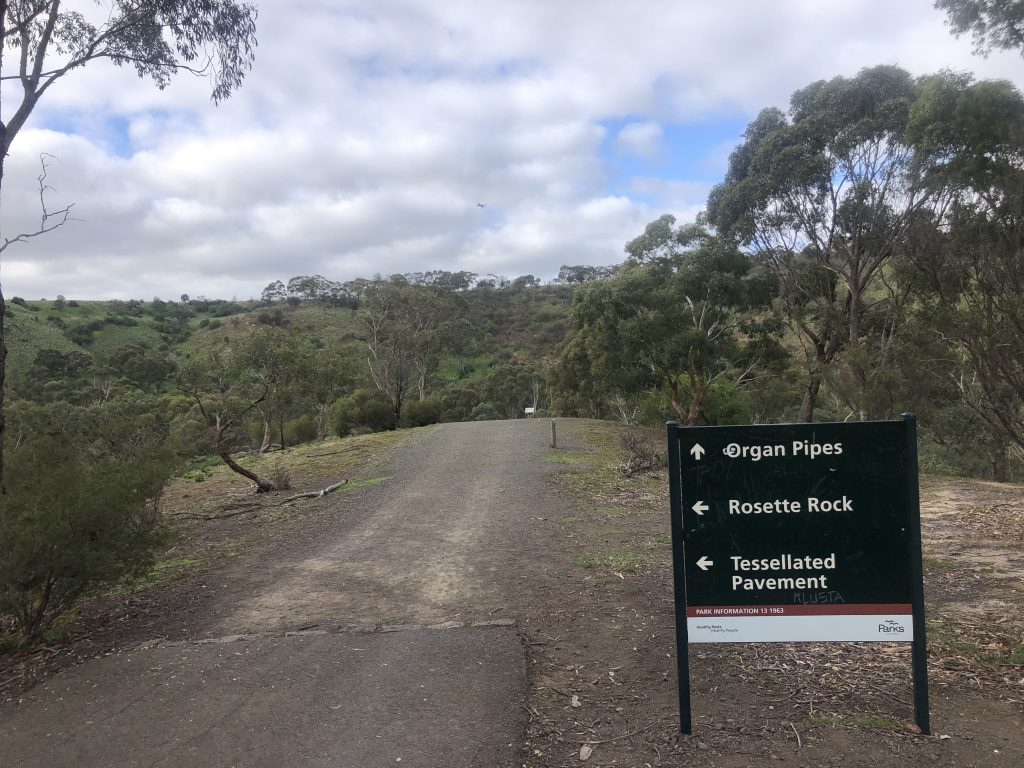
[{"left": 550, "top": 419, "right": 557, "bottom": 449}]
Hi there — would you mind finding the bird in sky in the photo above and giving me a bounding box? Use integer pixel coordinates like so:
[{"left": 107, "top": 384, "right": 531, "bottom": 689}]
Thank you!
[{"left": 476, "top": 202, "right": 487, "bottom": 208}]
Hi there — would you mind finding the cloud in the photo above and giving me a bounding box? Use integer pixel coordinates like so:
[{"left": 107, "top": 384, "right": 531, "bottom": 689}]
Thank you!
[
  {"left": 1, "top": 1, "right": 1023, "bottom": 299},
  {"left": 615, "top": 122, "right": 663, "bottom": 158}
]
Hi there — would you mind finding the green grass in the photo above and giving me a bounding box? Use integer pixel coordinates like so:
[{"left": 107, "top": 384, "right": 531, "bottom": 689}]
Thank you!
[
  {"left": 439, "top": 353, "right": 494, "bottom": 382},
  {"left": 570, "top": 550, "right": 656, "bottom": 572},
  {"left": 546, "top": 449, "right": 589, "bottom": 465},
  {"left": 162, "top": 429, "right": 428, "bottom": 517},
  {"left": 927, "top": 619, "right": 1024, "bottom": 667}
]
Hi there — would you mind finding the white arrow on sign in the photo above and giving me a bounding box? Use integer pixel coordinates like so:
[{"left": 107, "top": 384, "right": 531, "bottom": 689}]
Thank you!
[
  {"left": 692, "top": 501, "right": 709, "bottom": 516},
  {"left": 696, "top": 556, "right": 714, "bottom": 571},
  {"left": 690, "top": 443, "right": 705, "bottom": 460}
]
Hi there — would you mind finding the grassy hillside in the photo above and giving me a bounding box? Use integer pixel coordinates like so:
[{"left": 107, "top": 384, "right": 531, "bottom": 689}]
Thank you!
[{"left": 4, "top": 284, "right": 576, "bottom": 396}]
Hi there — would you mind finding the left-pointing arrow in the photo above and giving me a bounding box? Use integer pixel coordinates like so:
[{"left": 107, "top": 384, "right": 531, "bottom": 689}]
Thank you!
[
  {"left": 696, "top": 556, "right": 714, "bottom": 571},
  {"left": 692, "top": 501, "right": 709, "bottom": 516}
]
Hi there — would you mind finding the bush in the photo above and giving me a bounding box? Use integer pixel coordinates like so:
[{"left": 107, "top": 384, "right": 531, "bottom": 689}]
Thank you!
[
  {"left": 402, "top": 396, "right": 443, "bottom": 428},
  {"left": 10, "top": 296, "right": 27, "bottom": 307},
  {"left": 286, "top": 414, "right": 318, "bottom": 444},
  {"left": 268, "top": 464, "right": 292, "bottom": 491},
  {"left": 470, "top": 402, "right": 502, "bottom": 421},
  {"left": 332, "top": 389, "right": 396, "bottom": 436},
  {"left": 0, "top": 435, "right": 173, "bottom": 643},
  {"left": 438, "top": 381, "right": 483, "bottom": 422}
]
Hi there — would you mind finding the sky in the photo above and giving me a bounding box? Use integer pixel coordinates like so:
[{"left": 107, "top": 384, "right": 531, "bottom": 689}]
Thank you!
[{"left": 1, "top": 0, "right": 1022, "bottom": 301}]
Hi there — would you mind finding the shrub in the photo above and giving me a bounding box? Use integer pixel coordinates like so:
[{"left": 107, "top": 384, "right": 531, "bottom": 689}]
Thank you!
[
  {"left": 286, "top": 414, "right": 318, "bottom": 445},
  {"left": 402, "top": 397, "right": 443, "bottom": 428},
  {"left": 470, "top": 402, "right": 502, "bottom": 421},
  {"left": 0, "top": 435, "right": 173, "bottom": 643},
  {"left": 10, "top": 296, "right": 27, "bottom": 307},
  {"left": 268, "top": 464, "right": 292, "bottom": 491},
  {"left": 332, "top": 389, "right": 396, "bottom": 436}
]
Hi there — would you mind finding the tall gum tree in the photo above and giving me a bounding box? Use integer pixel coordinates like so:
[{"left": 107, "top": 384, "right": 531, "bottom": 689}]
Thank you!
[
  {"left": 707, "top": 66, "right": 938, "bottom": 422},
  {"left": 906, "top": 71, "right": 1024, "bottom": 455},
  {"left": 0, "top": 0, "right": 258, "bottom": 490}
]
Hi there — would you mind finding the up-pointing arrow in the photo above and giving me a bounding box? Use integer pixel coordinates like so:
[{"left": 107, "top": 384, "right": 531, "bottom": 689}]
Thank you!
[
  {"left": 690, "top": 443, "right": 705, "bottom": 460},
  {"left": 692, "top": 501, "right": 709, "bottom": 516},
  {"left": 696, "top": 556, "right": 714, "bottom": 571}
]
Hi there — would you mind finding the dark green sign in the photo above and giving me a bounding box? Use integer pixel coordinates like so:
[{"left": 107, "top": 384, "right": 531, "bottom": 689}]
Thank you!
[
  {"left": 680, "top": 420, "right": 913, "bottom": 641},
  {"left": 667, "top": 416, "right": 929, "bottom": 735}
]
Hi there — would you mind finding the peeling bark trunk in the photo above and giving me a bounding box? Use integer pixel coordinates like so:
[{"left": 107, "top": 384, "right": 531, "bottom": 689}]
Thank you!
[
  {"left": 258, "top": 417, "right": 272, "bottom": 453},
  {"left": 686, "top": 383, "right": 706, "bottom": 427},
  {"left": 315, "top": 404, "right": 330, "bottom": 440},
  {"left": 799, "top": 374, "right": 822, "bottom": 422}
]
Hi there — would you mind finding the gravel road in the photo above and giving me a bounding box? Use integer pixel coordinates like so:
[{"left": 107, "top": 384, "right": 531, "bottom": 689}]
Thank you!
[{"left": 1, "top": 419, "right": 570, "bottom": 768}]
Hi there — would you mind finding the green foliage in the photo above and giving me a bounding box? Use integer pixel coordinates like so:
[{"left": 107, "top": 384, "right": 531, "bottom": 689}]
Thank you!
[
  {"left": 483, "top": 355, "right": 546, "bottom": 419},
  {"left": 935, "top": 0, "right": 1024, "bottom": 57},
  {"left": 286, "top": 414, "right": 319, "bottom": 445},
  {"left": 438, "top": 380, "right": 485, "bottom": 422},
  {"left": 332, "top": 389, "right": 396, "bottom": 436},
  {"left": 470, "top": 403, "right": 502, "bottom": 421},
  {"left": 0, "top": 429, "right": 173, "bottom": 642},
  {"left": 708, "top": 66, "right": 935, "bottom": 421},
  {"left": 402, "top": 397, "right": 443, "bottom": 428},
  {"left": 555, "top": 220, "right": 780, "bottom": 426}
]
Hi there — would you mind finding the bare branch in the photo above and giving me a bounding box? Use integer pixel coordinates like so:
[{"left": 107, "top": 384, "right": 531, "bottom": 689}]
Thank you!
[{"left": 0, "top": 152, "right": 75, "bottom": 254}]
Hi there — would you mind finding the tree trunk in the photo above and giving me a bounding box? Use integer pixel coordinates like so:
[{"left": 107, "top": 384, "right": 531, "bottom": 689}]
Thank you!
[
  {"left": 214, "top": 423, "right": 275, "bottom": 493},
  {"left": 0, "top": 284, "right": 6, "bottom": 494},
  {"left": 417, "top": 370, "right": 427, "bottom": 401},
  {"left": 799, "top": 374, "right": 822, "bottom": 422},
  {"left": 278, "top": 412, "right": 286, "bottom": 450},
  {"left": 665, "top": 373, "right": 687, "bottom": 424},
  {"left": 219, "top": 449, "right": 276, "bottom": 493},
  {"left": 316, "top": 404, "right": 330, "bottom": 440},
  {"left": 686, "top": 380, "right": 706, "bottom": 427},
  {"left": 258, "top": 417, "right": 272, "bottom": 453},
  {"left": 991, "top": 446, "right": 1010, "bottom": 483}
]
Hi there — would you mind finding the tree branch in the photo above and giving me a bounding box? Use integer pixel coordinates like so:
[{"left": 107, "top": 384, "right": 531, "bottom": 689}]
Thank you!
[{"left": 0, "top": 152, "right": 75, "bottom": 254}]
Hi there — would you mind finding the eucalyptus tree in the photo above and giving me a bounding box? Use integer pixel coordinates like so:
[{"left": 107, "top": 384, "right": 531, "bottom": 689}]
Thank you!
[
  {"left": 0, "top": 0, "right": 258, "bottom": 489},
  {"left": 177, "top": 333, "right": 282, "bottom": 494},
  {"left": 905, "top": 71, "right": 1024, "bottom": 453},
  {"left": 360, "top": 278, "right": 470, "bottom": 424},
  {"left": 557, "top": 218, "right": 779, "bottom": 426},
  {"left": 708, "top": 66, "right": 940, "bottom": 422},
  {"left": 936, "top": 0, "right": 1024, "bottom": 56}
]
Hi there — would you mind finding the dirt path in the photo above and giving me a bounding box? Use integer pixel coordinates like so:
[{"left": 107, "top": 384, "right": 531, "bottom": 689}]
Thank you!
[
  {"left": 1, "top": 419, "right": 576, "bottom": 768},
  {"left": 202, "top": 418, "right": 568, "bottom": 634}
]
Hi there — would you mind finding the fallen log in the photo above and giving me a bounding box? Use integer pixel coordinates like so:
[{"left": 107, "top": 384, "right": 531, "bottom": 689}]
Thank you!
[{"left": 276, "top": 479, "right": 348, "bottom": 504}]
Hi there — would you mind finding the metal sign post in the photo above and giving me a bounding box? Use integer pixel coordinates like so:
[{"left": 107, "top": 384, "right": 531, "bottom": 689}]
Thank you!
[{"left": 667, "top": 417, "right": 929, "bottom": 734}]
